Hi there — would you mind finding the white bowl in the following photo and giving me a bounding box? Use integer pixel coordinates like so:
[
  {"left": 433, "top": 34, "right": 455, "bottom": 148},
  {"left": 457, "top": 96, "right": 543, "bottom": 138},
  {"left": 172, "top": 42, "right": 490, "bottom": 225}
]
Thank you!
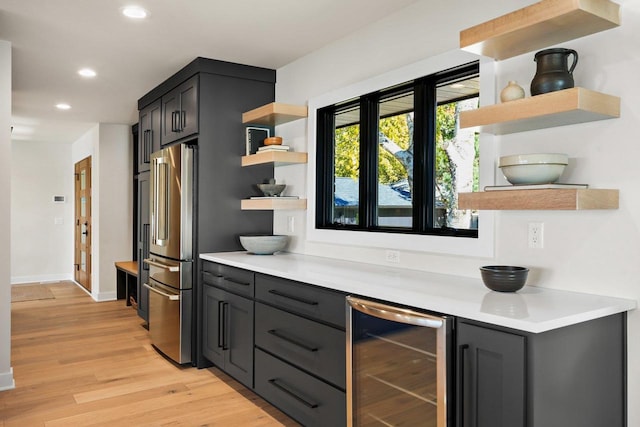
[
  {"left": 239, "top": 235, "right": 289, "bottom": 255},
  {"left": 499, "top": 153, "right": 568, "bottom": 167},
  {"left": 499, "top": 153, "right": 568, "bottom": 185},
  {"left": 500, "top": 163, "right": 567, "bottom": 185}
]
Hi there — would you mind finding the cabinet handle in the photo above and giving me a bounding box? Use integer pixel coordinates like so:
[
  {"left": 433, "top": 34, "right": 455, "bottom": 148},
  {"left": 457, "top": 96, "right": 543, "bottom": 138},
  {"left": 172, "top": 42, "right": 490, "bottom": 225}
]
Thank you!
[
  {"left": 222, "top": 302, "right": 229, "bottom": 350},
  {"left": 224, "top": 277, "right": 250, "bottom": 287},
  {"left": 142, "top": 130, "right": 149, "bottom": 163},
  {"left": 217, "top": 301, "right": 226, "bottom": 349},
  {"left": 180, "top": 110, "right": 186, "bottom": 131},
  {"left": 202, "top": 271, "right": 223, "bottom": 282},
  {"left": 268, "top": 289, "right": 319, "bottom": 306},
  {"left": 202, "top": 271, "right": 249, "bottom": 287},
  {"left": 171, "top": 111, "right": 179, "bottom": 132},
  {"left": 267, "top": 379, "right": 318, "bottom": 409},
  {"left": 457, "top": 344, "right": 469, "bottom": 427},
  {"left": 142, "top": 224, "right": 150, "bottom": 271},
  {"left": 267, "top": 329, "right": 318, "bottom": 352}
]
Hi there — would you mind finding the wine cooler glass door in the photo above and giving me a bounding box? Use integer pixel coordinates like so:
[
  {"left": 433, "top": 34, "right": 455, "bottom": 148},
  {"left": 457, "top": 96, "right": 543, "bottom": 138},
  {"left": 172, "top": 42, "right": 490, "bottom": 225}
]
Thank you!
[{"left": 347, "top": 296, "right": 451, "bottom": 427}]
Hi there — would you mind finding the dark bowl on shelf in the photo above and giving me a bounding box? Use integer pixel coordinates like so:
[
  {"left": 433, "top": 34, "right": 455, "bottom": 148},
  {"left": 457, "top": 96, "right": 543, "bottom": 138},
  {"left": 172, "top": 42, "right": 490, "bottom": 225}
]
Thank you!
[{"left": 480, "top": 265, "right": 529, "bottom": 292}]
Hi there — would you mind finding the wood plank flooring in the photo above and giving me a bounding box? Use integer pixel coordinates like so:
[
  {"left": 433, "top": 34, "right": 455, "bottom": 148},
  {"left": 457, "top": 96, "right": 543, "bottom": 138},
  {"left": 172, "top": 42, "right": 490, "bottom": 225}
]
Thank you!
[{"left": 1, "top": 281, "right": 298, "bottom": 426}]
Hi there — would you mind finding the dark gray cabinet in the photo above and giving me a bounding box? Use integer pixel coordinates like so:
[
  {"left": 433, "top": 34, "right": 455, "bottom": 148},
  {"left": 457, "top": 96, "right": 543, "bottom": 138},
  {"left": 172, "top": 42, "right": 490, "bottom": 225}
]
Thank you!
[
  {"left": 138, "top": 99, "right": 161, "bottom": 173},
  {"left": 136, "top": 171, "right": 150, "bottom": 322},
  {"left": 254, "top": 273, "right": 346, "bottom": 427},
  {"left": 456, "top": 314, "right": 626, "bottom": 427},
  {"left": 161, "top": 75, "right": 198, "bottom": 146},
  {"left": 255, "top": 348, "right": 346, "bottom": 427},
  {"left": 136, "top": 57, "right": 277, "bottom": 347},
  {"left": 457, "top": 322, "right": 525, "bottom": 427},
  {"left": 202, "top": 283, "right": 254, "bottom": 388}
]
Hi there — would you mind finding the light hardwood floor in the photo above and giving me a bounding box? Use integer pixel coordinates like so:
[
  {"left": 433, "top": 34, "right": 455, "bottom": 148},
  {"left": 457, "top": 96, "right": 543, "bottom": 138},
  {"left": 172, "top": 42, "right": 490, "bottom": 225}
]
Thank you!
[{"left": 1, "top": 281, "right": 298, "bottom": 426}]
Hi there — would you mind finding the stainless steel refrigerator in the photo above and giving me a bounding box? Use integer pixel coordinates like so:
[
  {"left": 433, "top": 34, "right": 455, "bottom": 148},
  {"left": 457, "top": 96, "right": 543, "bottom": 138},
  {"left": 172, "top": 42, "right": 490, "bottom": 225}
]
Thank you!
[{"left": 144, "top": 143, "right": 194, "bottom": 364}]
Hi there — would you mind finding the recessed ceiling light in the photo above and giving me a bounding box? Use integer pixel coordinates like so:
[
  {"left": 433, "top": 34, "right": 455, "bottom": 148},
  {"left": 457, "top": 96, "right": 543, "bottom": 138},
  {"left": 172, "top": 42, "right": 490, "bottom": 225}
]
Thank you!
[
  {"left": 78, "top": 68, "right": 97, "bottom": 78},
  {"left": 122, "top": 6, "right": 148, "bottom": 19},
  {"left": 56, "top": 103, "right": 71, "bottom": 110},
  {"left": 450, "top": 83, "right": 465, "bottom": 89}
]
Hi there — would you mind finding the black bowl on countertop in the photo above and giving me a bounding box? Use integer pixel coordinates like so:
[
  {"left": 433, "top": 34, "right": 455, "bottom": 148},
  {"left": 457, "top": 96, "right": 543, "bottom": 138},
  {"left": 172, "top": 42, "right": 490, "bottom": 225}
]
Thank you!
[{"left": 480, "top": 265, "right": 529, "bottom": 292}]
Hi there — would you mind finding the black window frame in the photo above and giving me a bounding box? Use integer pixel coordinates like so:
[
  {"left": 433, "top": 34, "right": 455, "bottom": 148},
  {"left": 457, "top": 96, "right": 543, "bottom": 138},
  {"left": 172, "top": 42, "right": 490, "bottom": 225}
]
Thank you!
[{"left": 315, "top": 61, "right": 479, "bottom": 238}]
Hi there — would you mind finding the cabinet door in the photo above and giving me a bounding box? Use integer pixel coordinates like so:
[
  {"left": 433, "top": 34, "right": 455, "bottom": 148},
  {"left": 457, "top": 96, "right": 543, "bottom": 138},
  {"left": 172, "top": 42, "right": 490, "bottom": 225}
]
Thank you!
[
  {"left": 224, "top": 291, "right": 254, "bottom": 389},
  {"left": 136, "top": 171, "right": 150, "bottom": 321},
  {"left": 161, "top": 76, "right": 198, "bottom": 145},
  {"left": 138, "top": 99, "right": 161, "bottom": 172},
  {"left": 457, "top": 322, "right": 526, "bottom": 427},
  {"left": 202, "top": 284, "right": 225, "bottom": 368}
]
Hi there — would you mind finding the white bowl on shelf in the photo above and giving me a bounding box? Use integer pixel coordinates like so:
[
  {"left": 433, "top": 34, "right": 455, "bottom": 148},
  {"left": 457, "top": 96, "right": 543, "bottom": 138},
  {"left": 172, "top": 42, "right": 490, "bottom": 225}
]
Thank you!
[{"left": 499, "top": 153, "right": 568, "bottom": 185}]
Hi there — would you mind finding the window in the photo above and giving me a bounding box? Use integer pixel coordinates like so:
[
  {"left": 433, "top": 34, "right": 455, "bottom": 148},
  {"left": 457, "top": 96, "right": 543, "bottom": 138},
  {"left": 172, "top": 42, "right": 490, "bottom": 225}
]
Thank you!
[{"left": 316, "top": 61, "right": 480, "bottom": 238}]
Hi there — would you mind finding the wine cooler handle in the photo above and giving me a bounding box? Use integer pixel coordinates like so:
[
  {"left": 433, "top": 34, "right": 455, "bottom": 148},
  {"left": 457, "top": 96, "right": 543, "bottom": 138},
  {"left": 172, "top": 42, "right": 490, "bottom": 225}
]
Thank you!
[{"left": 347, "top": 296, "right": 444, "bottom": 328}]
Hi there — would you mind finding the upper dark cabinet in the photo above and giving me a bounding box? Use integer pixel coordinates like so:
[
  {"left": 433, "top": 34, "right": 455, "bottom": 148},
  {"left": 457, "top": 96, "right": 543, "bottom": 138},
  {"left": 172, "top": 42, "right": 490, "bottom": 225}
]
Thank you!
[
  {"left": 161, "top": 75, "right": 199, "bottom": 145},
  {"left": 138, "top": 99, "right": 161, "bottom": 173}
]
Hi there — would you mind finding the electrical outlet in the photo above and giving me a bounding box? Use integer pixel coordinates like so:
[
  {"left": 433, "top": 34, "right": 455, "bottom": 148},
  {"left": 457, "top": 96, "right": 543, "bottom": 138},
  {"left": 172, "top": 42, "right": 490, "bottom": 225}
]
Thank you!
[
  {"left": 287, "top": 216, "right": 295, "bottom": 233},
  {"left": 528, "top": 222, "right": 544, "bottom": 249},
  {"left": 385, "top": 250, "right": 400, "bottom": 263}
]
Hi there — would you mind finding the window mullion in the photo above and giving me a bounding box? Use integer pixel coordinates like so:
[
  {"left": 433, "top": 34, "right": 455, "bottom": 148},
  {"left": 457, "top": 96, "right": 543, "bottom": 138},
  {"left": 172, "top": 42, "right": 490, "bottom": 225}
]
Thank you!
[
  {"left": 412, "top": 80, "right": 427, "bottom": 232},
  {"left": 423, "top": 77, "right": 437, "bottom": 231},
  {"left": 315, "top": 108, "right": 335, "bottom": 227},
  {"left": 359, "top": 96, "right": 378, "bottom": 229}
]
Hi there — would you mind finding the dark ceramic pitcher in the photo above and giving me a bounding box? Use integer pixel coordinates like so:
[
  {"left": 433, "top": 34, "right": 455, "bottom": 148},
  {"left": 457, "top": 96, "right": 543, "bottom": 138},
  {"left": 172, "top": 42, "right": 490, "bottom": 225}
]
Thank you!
[{"left": 530, "top": 48, "right": 578, "bottom": 95}]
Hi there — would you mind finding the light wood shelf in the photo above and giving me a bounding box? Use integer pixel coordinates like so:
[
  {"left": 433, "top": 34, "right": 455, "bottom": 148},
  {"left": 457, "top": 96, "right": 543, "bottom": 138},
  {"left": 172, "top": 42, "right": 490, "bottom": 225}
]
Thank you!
[
  {"left": 242, "top": 102, "right": 308, "bottom": 126},
  {"left": 241, "top": 198, "right": 307, "bottom": 210},
  {"left": 459, "top": 87, "right": 619, "bottom": 135},
  {"left": 241, "top": 151, "right": 308, "bottom": 167},
  {"left": 458, "top": 189, "right": 619, "bottom": 210},
  {"left": 460, "top": 0, "right": 620, "bottom": 60}
]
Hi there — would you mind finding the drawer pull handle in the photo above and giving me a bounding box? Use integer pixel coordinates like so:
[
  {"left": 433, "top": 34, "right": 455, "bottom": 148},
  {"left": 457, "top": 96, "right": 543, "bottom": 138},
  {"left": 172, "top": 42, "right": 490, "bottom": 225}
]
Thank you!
[
  {"left": 224, "top": 277, "right": 250, "bottom": 287},
  {"left": 268, "top": 379, "right": 318, "bottom": 409},
  {"left": 268, "top": 329, "right": 318, "bottom": 352},
  {"left": 268, "top": 289, "right": 319, "bottom": 306},
  {"left": 202, "top": 271, "right": 249, "bottom": 287}
]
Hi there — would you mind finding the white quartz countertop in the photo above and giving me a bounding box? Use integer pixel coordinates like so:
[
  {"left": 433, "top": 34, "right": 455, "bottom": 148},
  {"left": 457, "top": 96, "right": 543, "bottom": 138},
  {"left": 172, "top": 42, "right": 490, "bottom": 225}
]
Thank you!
[{"left": 200, "top": 251, "right": 636, "bottom": 333}]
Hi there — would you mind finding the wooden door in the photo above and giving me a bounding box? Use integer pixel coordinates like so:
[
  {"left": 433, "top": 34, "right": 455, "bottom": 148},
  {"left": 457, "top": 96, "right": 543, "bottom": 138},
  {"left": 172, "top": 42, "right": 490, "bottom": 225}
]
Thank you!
[{"left": 74, "top": 156, "right": 92, "bottom": 291}]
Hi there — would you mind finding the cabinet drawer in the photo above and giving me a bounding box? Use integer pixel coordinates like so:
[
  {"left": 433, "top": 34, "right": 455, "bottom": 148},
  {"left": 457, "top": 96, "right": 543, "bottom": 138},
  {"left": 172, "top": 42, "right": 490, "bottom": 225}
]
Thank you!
[
  {"left": 255, "top": 274, "right": 346, "bottom": 328},
  {"left": 255, "top": 302, "right": 345, "bottom": 389},
  {"left": 255, "top": 348, "right": 346, "bottom": 427},
  {"left": 202, "top": 261, "right": 254, "bottom": 298}
]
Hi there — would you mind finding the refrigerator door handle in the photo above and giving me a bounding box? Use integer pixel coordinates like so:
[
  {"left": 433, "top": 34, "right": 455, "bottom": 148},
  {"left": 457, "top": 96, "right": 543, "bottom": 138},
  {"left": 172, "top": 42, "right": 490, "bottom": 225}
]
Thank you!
[
  {"left": 143, "top": 283, "right": 180, "bottom": 300},
  {"left": 144, "top": 258, "right": 180, "bottom": 272}
]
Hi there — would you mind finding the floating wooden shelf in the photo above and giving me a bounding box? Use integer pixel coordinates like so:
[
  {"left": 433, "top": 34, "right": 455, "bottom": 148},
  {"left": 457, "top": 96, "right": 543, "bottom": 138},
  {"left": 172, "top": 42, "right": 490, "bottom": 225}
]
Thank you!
[
  {"left": 241, "top": 198, "right": 307, "bottom": 210},
  {"left": 460, "top": 0, "right": 620, "bottom": 60},
  {"left": 242, "top": 102, "right": 308, "bottom": 126},
  {"left": 458, "top": 189, "right": 619, "bottom": 210},
  {"left": 460, "top": 87, "right": 619, "bottom": 135},
  {"left": 241, "top": 151, "right": 308, "bottom": 167}
]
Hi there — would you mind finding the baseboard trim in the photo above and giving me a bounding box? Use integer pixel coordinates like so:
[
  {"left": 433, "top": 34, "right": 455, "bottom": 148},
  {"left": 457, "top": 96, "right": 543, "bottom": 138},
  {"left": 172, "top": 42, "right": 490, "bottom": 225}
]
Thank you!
[
  {"left": 0, "top": 367, "right": 15, "bottom": 392},
  {"left": 93, "top": 291, "right": 117, "bottom": 302},
  {"left": 11, "top": 274, "right": 73, "bottom": 285}
]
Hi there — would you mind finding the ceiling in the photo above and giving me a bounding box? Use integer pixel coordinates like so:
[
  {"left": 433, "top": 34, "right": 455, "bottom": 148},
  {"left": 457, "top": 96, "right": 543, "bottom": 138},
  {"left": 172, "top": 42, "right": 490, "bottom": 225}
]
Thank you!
[{"left": 1, "top": 0, "right": 419, "bottom": 144}]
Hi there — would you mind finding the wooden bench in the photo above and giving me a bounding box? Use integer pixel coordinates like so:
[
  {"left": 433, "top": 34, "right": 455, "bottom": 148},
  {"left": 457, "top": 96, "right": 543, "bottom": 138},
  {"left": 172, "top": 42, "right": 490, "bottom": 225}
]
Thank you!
[{"left": 115, "top": 261, "right": 138, "bottom": 307}]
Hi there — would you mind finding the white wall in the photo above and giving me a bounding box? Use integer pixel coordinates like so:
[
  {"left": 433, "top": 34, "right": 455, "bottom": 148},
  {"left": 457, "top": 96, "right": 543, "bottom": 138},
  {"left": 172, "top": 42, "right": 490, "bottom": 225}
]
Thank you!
[
  {"left": 11, "top": 142, "right": 74, "bottom": 284},
  {"left": 0, "top": 40, "right": 15, "bottom": 391},
  {"left": 97, "top": 124, "right": 133, "bottom": 300},
  {"left": 71, "top": 123, "right": 132, "bottom": 301},
  {"left": 274, "top": 0, "right": 640, "bottom": 423}
]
